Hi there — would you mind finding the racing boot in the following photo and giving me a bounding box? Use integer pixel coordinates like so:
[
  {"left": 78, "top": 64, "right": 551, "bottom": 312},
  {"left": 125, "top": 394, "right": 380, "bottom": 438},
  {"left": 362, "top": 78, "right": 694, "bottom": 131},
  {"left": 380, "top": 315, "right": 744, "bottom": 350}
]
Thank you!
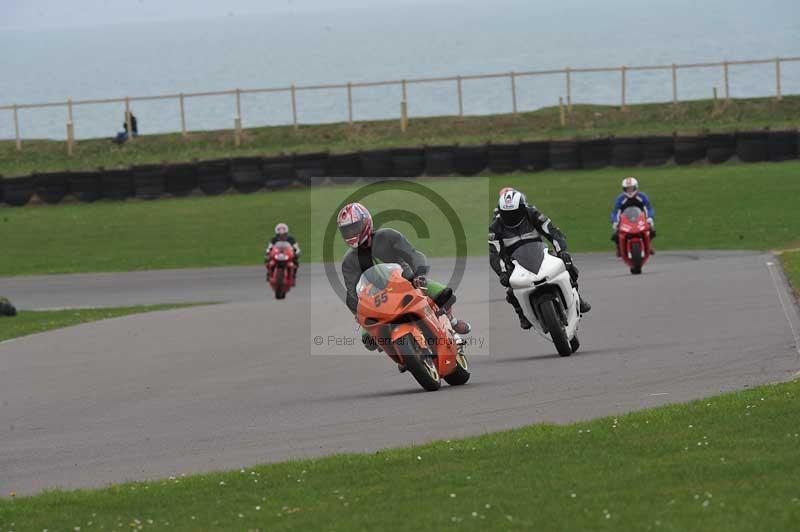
[
  {"left": 506, "top": 290, "right": 532, "bottom": 329},
  {"left": 578, "top": 293, "right": 592, "bottom": 314},
  {"left": 447, "top": 308, "right": 472, "bottom": 335}
]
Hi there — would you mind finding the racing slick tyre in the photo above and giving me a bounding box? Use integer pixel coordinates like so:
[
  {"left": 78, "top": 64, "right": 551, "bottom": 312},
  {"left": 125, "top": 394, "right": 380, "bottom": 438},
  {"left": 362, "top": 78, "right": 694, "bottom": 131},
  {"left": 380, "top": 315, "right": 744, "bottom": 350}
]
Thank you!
[
  {"left": 630, "top": 241, "right": 643, "bottom": 274},
  {"left": 540, "top": 299, "right": 572, "bottom": 357},
  {"left": 397, "top": 334, "right": 441, "bottom": 391},
  {"left": 443, "top": 351, "right": 470, "bottom": 386},
  {"left": 273, "top": 270, "right": 286, "bottom": 300}
]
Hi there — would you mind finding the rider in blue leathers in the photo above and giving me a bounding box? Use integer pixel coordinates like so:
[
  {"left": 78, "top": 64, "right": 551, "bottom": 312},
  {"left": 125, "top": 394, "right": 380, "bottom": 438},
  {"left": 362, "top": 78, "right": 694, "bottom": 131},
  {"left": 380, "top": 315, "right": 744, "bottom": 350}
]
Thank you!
[{"left": 611, "top": 177, "right": 656, "bottom": 244}]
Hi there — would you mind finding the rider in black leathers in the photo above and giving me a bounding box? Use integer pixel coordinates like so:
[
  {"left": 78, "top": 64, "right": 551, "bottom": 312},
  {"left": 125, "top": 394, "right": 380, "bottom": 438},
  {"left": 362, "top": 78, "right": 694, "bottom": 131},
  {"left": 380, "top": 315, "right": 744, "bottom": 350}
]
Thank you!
[{"left": 489, "top": 188, "right": 591, "bottom": 329}]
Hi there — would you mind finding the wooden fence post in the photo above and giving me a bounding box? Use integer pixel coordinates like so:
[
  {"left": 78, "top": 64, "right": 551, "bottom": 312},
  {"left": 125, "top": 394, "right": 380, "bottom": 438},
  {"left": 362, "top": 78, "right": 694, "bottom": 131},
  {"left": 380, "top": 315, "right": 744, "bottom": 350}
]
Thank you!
[
  {"left": 559, "top": 97, "right": 566, "bottom": 126},
  {"left": 291, "top": 84, "right": 298, "bottom": 131},
  {"left": 125, "top": 97, "right": 133, "bottom": 142},
  {"left": 401, "top": 79, "right": 408, "bottom": 103},
  {"left": 13, "top": 104, "right": 21, "bottom": 152},
  {"left": 775, "top": 57, "right": 782, "bottom": 101},
  {"left": 66, "top": 98, "right": 75, "bottom": 156},
  {"left": 400, "top": 100, "right": 408, "bottom": 132},
  {"left": 510, "top": 72, "right": 518, "bottom": 116},
  {"left": 620, "top": 66, "right": 627, "bottom": 110},
  {"left": 565, "top": 67, "right": 572, "bottom": 113},
  {"left": 347, "top": 82, "right": 353, "bottom": 126},
  {"left": 671, "top": 64, "right": 678, "bottom": 105},
  {"left": 723, "top": 61, "right": 730, "bottom": 101},
  {"left": 234, "top": 88, "right": 242, "bottom": 147},
  {"left": 456, "top": 76, "right": 463, "bottom": 117},
  {"left": 179, "top": 93, "right": 187, "bottom": 138}
]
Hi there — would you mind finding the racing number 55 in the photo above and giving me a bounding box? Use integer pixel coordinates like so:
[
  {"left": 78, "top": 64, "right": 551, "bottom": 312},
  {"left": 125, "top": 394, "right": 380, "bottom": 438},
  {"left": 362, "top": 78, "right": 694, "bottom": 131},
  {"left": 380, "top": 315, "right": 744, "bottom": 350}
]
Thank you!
[{"left": 374, "top": 291, "right": 388, "bottom": 307}]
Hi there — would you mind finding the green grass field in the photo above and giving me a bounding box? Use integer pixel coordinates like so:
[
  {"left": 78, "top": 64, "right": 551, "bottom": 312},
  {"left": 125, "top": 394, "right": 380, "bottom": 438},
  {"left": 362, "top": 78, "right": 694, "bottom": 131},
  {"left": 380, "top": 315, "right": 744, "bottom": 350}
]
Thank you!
[
  {"left": 2, "top": 161, "right": 799, "bottom": 276},
  {"left": 2, "top": 95, "right": 799, "bottom": 176},
  {"left": 779, "top": 250, "right": 800, "bottom": 296},
  {"left": 0, "top": 304, "right": 207, "bottom": 343},
  {"left": 2, "top": 380, "right": 798, "bottom": 531}
]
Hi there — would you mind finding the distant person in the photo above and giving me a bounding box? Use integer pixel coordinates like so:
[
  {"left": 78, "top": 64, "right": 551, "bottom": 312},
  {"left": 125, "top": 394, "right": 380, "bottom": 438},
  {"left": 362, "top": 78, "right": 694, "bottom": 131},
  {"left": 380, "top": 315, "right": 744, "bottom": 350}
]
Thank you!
[
  {"left": 611, "top": 177, "right": 656, "bottom": 245},
  {"left": 265, "top": 223, "right": 301, "bottom": 277},
  {"left": 112, "top": 112, "right": 139, "bottom": 144}
]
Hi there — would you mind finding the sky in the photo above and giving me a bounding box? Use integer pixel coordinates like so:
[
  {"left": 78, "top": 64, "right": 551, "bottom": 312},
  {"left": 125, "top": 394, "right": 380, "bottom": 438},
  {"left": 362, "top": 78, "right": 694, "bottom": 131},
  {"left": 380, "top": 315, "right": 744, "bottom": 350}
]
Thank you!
[{"left": 1, "top": 0, "right": 476, "bottom": 29}]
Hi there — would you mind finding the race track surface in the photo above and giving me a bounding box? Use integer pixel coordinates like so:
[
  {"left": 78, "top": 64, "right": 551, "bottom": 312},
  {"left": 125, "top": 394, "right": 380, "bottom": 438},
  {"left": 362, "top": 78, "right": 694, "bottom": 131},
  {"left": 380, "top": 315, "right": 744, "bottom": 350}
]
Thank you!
[{"left": 1, "top": 251, "right": 799, "bottom": 495}]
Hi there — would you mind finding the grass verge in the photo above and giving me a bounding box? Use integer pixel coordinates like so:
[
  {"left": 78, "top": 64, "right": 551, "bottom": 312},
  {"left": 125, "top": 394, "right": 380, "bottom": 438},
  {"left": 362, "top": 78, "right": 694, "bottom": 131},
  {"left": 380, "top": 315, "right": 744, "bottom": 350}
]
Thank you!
[
  {"left": 2, "top": 161, "right": 799, "bottom": 276},
  {"left": 0, "top": 303, "right": 208, "bottom": 343},
  {"left": 779, "top": 250, "right": 800, "bottom": 298},
  {"left": 1, "top": 95, "right": 799, "bottom": 176},
  {"left": 2, "top": 380, "right": 798, "bottom": 531}
]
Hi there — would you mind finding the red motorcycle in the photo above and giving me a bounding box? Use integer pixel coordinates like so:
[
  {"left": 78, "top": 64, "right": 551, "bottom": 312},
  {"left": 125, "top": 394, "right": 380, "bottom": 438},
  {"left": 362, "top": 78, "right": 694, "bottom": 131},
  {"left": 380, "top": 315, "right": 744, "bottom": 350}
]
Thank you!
[
  {"left": 616, "top": 206, "right": 652, "bottom": 275},
  {"left": 266, "top": 241, "right": 297, "bottom": 299}
]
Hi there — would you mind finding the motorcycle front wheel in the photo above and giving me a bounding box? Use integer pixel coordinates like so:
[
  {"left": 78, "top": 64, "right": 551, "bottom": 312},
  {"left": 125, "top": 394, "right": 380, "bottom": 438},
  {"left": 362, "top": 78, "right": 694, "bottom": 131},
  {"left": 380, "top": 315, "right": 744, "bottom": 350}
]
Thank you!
[
  {"left": 396, "top": 334, "right": 441, "bottom": 391},
  {"left": 630, "top": 241, "right": 643, "bottom": 275},
  {"left": 443, "top": 350, "right": 470, "bottom": 386},
  {"left": 541, "top": 299, "right": 572, "bottom": 357}
]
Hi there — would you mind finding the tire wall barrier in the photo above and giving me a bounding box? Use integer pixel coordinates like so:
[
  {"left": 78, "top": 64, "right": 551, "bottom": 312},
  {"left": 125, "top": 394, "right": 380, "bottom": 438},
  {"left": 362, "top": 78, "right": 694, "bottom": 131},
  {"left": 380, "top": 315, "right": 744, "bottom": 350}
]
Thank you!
[{"left": 2, "top": 130, "right": 798, "bottom": 207}]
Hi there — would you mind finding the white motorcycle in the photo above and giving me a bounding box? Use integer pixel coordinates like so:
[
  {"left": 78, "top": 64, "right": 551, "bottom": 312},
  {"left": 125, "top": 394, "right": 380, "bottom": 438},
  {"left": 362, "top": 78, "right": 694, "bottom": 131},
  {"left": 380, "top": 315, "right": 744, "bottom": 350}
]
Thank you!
[{"left": 508, "top": 241, "right": 581, "bottom": 356}]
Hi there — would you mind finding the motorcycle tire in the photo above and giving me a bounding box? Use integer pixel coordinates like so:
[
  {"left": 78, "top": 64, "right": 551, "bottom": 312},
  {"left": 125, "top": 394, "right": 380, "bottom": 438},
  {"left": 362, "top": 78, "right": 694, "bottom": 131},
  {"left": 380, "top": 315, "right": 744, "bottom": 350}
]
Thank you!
[
  {"left": 396, "top": 334, "right": 441, "bottom": 391},
  {"left": 540, "top": 299, "right": 572, "bottom": 357},
  {"left": 274, "top": 269, "right": 286, "bottom": 299},
  {"left": 443, "top": 351, "right": 470, "bottom": 386},
  {"left": 630, "top": 241, "right": 643, "bottom": 275}
]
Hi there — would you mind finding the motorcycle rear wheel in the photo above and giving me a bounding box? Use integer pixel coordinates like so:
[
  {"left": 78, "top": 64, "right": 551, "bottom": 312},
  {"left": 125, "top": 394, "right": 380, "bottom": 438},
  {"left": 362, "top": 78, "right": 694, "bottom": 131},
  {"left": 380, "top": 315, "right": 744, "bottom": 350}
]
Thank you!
[
  {"left": 541, "top": 299, "right": 572, "bottom": 357},
  {"left": 443, "top": 351, "right": 470, "bottom": 386},
  {"left": 396, "top": 334, "right": 441, "bottom": 391}
]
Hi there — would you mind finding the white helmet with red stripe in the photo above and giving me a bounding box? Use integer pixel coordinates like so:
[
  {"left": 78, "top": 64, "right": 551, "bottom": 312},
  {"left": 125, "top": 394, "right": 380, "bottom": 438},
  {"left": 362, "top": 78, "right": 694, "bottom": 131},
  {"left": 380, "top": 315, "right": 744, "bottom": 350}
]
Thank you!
[
  {"left": 498, "top": 188, "right": 528, "bottom": 228},
  {"left": 337, "top": 202, "right": 373, "bottom": 248},
  {"left": 621, "top": 177, "right": 639, "bottom": 198}
]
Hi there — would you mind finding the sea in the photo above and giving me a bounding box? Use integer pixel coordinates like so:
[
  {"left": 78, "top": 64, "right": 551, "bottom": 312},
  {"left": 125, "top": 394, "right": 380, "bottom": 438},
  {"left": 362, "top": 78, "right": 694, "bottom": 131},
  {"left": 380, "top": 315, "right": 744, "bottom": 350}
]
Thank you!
[{"left": 1, "top": 0, "right": 799, "bottom": 140}]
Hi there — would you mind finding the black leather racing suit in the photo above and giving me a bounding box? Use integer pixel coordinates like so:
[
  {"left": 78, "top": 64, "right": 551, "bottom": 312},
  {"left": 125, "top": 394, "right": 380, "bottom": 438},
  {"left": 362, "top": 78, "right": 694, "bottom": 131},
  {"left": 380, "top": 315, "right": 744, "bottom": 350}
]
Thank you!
[{"left": 488, "top": 205, "right": 581, "bottom": 317}]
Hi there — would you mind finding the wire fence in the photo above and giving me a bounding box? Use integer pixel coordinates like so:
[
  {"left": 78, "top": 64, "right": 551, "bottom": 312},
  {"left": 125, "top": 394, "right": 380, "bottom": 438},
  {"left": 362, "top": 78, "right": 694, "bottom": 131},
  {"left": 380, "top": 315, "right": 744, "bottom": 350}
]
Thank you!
[{"left": 2, "top": 54, "right": 798, "bottom": 154}]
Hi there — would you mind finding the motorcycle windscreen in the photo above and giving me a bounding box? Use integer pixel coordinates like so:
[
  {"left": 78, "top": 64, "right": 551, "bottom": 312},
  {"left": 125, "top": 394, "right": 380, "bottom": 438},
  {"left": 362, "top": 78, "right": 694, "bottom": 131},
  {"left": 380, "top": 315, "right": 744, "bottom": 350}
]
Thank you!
[
  {"left": 273, "top": 241, "right": 293, "bottom": 251},
  {"left": 511, "top": 241, "right": 546, "bottom": 275},
  {"left": 356, "top": 263, "right": 403, "bottom": 295},
  {"left": 622, "top": 206, "right": 643, "bottom": 222}
]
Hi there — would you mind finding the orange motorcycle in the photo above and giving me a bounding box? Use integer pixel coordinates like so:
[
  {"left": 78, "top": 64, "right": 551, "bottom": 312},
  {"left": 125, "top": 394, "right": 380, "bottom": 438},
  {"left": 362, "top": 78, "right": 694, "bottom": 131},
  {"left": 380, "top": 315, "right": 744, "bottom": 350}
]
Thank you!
[{"left": 356, "top": 263, "right": 470, "bottom": 391}]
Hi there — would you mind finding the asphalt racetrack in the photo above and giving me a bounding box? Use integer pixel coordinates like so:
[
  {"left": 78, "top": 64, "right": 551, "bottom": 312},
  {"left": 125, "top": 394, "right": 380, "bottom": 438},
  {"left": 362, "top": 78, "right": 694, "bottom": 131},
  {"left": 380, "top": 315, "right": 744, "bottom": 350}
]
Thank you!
[{"left": 1, "top": 251, "right": 799, "bottom": 495}]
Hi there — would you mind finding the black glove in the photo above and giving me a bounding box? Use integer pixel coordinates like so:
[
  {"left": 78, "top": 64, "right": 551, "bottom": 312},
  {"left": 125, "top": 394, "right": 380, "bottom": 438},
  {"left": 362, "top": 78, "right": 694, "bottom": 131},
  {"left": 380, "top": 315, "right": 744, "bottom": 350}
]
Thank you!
[
  {"left": 558, "top": 252, "right": 579, "bottom": 282},
  {"left": 499, "top": 273, "right": 510, "bottom": 287}
]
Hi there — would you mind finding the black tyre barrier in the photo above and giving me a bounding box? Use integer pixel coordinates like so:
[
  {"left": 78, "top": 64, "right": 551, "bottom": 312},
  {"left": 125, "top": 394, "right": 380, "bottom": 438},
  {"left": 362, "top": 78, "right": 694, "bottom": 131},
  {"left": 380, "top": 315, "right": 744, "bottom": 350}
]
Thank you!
[
  {"left": 768, "top": 130, "right": 798, "bottom": 162},
  {"left": 2, "top": 176, "right": 35, "bottom": 206},
  {"left": 453, "top": 145, "right": 488, "bottom": 176},
  {"left": 294, "top": 152, "right": 328, "bottom": 185},
  {"left": 707, "top": 133, "right": 736, "bottom": 164},
  {"left": 549, "top": 140, "right": 580, "bottom": 170},
  {"left": 34, "top": 172, "right": 70, "bottom": 205},
  {"left": 519, "top": 141, "right": 550, "bottom": 171},
  {"left": 101, "top": 169, "right": 134, "bottom": 200},
  {"left": 196, "top": 159, "right": 231, "bottom": 196},
  {"left": 579, "top": 138, "right": 612, "bottom": 169},
  {"left": 164, "top": 162, "right": 197, "bottom": 197},
  {"left": 230, "top": 157, "right": 265, "bottom": 193},
  {"left": 0, "top": 176, "right": 4, "bottom": 205},
  {"left": 611, "top": 137, "right": 642, "bottom": 167},
  {"left": 391, "top": 148, "right": 426, "bottom": 177},
  {"left": 674, "top": 135, "right": 708, "bottom": 165},
  {"left": 0, "top": 297, "right": 17, "bottom": 317},
  {"left": 262, "top": 155, "right": 295, "bottom": 190},
  {"left": 68, "top": 171, "right": 102, "bottom": 202},
  {"left": 360, "top": 150, "right": 393, "bottom": 177},
  {"left": 640, "top": 136, "right": 673, "bottom": 166},
  {"left": 737, "top": 131, "right": 769, "bottom": 163},
  {"left": 424, "top": 145, "right": 457, "bottom": 176},
  {"left": 132, "top": 164, "right": 166, "bottom": 200},
  {"left": 327, "top": 153, "right": 362, "bottom": 183},
  {"left": 488, "top": 143, "right": 521, "bottom": 174}
]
